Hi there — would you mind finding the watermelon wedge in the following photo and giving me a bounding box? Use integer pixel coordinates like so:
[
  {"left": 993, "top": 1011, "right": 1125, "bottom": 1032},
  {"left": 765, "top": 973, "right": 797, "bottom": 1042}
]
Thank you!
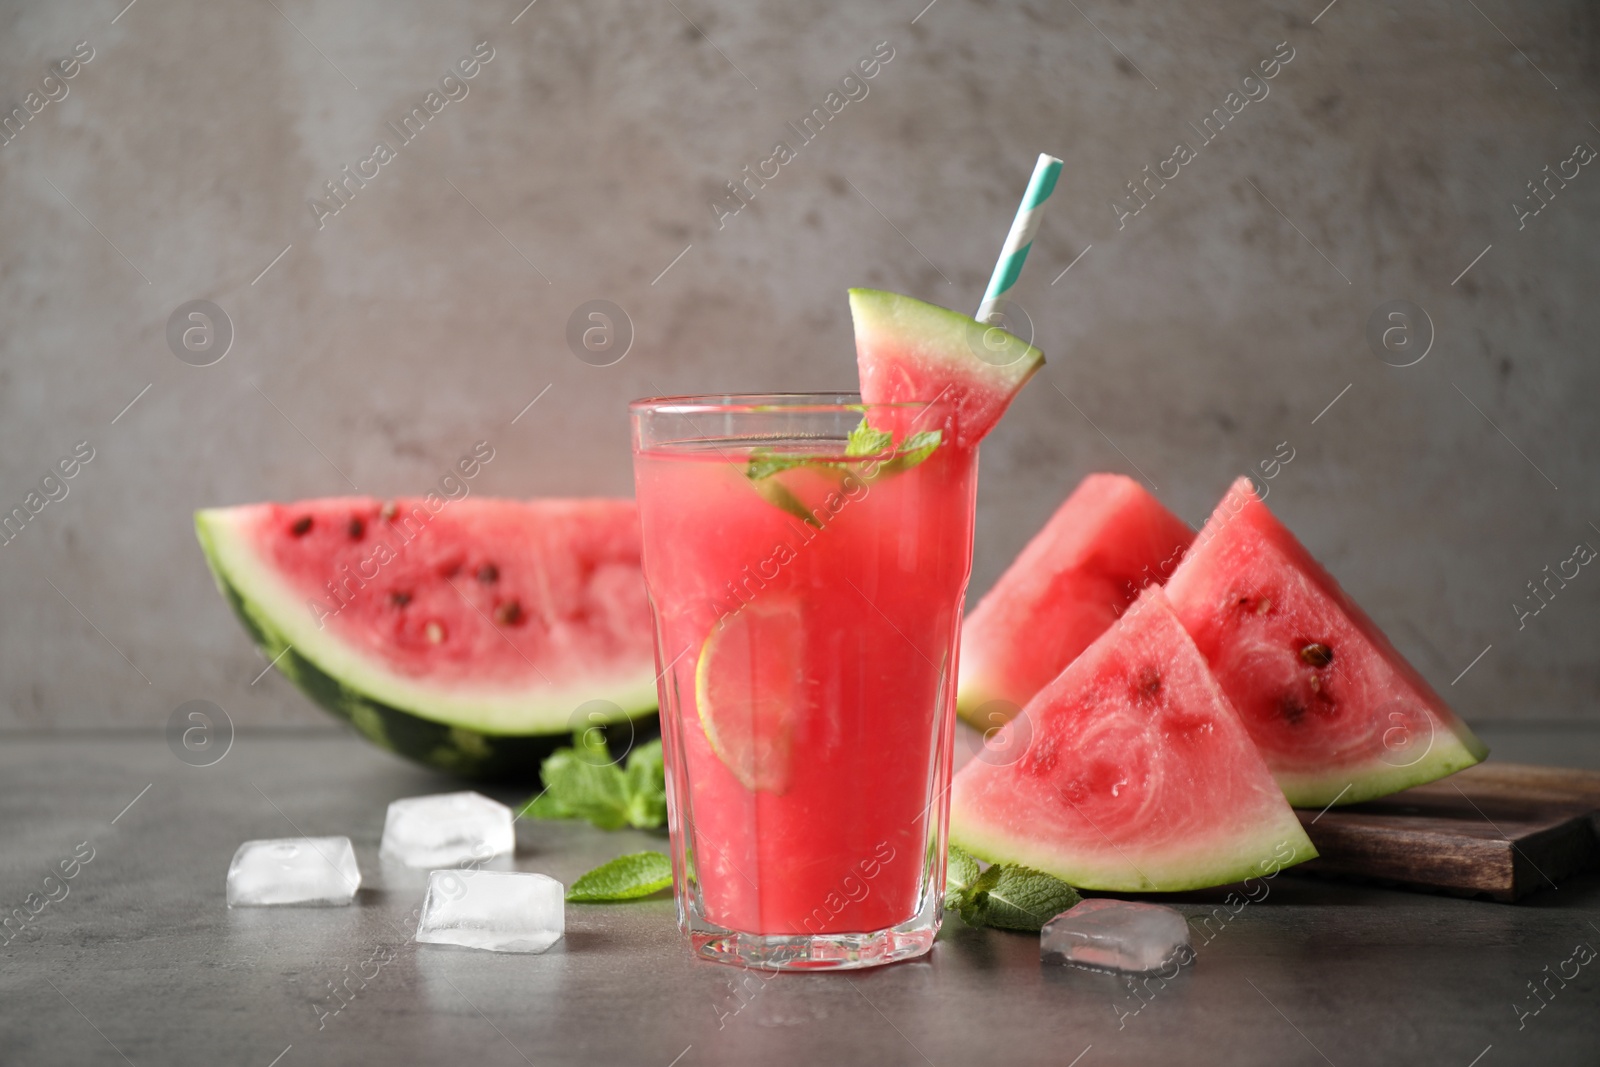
[
  {"left": 957, "top": 473, "right": 1194, "bottom": 729},
  {"left": 950, "top": 588, "right": 1316, "bottom": 891},
  {"left": 1164, "top": 478, "right": 1488, "bottom": 808},
  {"left": 849, "top": 288, "right": 1044, "bottom": 449},
  {"left": 196, "top": 497, "right": 658, "bottom": 779}
]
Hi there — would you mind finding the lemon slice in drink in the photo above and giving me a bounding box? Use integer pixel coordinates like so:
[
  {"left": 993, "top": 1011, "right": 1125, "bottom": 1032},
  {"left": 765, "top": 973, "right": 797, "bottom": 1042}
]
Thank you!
[{"left": 694, "top": 599, "right": 803, "bottom": 794}]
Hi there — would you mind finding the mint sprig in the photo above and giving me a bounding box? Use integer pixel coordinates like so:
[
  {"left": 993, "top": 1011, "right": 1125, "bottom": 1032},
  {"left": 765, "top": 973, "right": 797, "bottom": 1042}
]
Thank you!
[
  {"left": 520, "top": 734, "right": 667, "bottom": 831},
  {"left": 876, "top": 429, "right": 941, "bottom": 474},
  {"left": 567, "top": 851, "right": 674, "bottom": 902},
  {"left": 845, "top": 419, "right": 893, "bottom": 457},
  {"left": 744, "top": 417, "right": 944, "bottom": 526},
  {"left": 946, "top": 845, "right": 1081, "bottom": 932},
  {"left": 946, "top": 842, "right": 982, "bottom": 908}
]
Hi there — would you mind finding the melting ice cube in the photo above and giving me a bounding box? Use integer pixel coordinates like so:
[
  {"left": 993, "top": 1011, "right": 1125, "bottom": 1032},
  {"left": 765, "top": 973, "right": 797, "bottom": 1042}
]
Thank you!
[
  {"left": 379, "top": 791, "right": 515, "bottom": 868},
  {"left": 1041, "top": 898, "right": 1193, "bottom": 973},
  {"left": 415, "top": 869, "right": 564, "bottom": 954},
  {"left": 226, "top": 836, "right": 361, "bottom": 906}
]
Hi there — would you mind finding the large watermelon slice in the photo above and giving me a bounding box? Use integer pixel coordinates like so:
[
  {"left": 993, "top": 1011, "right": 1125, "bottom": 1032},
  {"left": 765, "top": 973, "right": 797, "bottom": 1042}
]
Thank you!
[
  {"left": 957, "top": 473, "right": 1194, "bottom": 730},
  {"left": 849, "top": 288, "right": 1044, "bottom": 449},
  {"left": 1164, "top": 478, "right": 1488, "bottom": 808},
  {"left": 950, "top": 587, "right": 1316, "bottom": 891},
  {"left": 196, "top": 497, "right": 658, "bottom": 779}
]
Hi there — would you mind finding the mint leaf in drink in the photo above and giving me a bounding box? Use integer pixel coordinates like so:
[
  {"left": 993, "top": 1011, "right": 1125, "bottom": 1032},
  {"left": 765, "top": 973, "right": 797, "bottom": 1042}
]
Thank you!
[
  {"left": 520, "top": 733, "right": 667, "bottom": 831},
  {"left": 845, "top": 416, "right": 893, "bottom": 458},
  {"left": 946, "top": 843, "right": 983, "bottom": 909},
  {"left": 744, "top": 419, "right": 942, "bottom": 525},
  {"left": 877, "top": 429, "right": 942, "bottom": 474},
  {"left": 567, "top": 851, "right": 674, "bottom": 902},
  {"left": 746, "top": 474, "right": 821, "bottom": 529},
  {"left": 957, "top": 863, "right": 1082, "bottom": 932},
  {"left": 746, "top": 452, "right": 811, "bottom": 481}
]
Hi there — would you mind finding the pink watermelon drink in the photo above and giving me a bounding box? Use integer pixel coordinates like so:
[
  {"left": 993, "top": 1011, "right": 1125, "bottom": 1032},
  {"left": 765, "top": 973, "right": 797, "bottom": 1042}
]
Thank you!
[
  {"left": 634, "top": 298, "right": 1042, "bottom": 969},
  {"left": 635, "top": 155, "right": 1056, "bottom": 968},
  {"left": 633, "top": 397, "right": 977, "bottom": 962}
]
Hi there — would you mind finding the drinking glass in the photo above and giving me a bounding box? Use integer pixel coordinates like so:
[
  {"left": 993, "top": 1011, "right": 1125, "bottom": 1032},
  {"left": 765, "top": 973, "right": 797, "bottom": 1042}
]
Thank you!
[{"left": 630, "top": 393, "right": 978, "bottom": 970}]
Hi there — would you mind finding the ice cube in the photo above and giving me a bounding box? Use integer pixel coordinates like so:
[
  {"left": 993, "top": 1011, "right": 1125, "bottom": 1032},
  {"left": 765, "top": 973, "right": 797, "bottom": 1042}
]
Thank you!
[
  {"left": 415, "top": 869, "right": 564, "bottom": 953},
  {"left": 1041, "top": 898, "right": 1193, "bottom": 973},
  {"left": 227, "top": 836, "right": 361, "bottom": 906},
  {"left": 379, "top": 791, "right": 515, "bottom": 868}
]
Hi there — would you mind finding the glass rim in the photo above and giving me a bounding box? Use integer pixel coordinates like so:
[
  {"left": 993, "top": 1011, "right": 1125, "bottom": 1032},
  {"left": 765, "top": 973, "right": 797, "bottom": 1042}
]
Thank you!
[{"left": 629, "top": 392, "right": 949, "bottom": 416}]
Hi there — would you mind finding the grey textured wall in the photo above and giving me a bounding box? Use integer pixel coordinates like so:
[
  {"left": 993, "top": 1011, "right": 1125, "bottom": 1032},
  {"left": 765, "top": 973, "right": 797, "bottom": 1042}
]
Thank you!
[{"left": 1, "top": 0, "right": 1595, "bottom": 733}]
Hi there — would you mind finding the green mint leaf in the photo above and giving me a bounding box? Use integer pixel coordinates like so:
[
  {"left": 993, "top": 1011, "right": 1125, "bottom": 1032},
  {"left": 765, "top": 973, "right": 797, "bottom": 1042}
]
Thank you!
[
  {"left": 522, "top": 734, "right": 630, "bottom": 830},
  {"left": 946, "top": 844, "right": 982, "bottom": 909},
  {"left": 622, "top": 739, "right": 667, "bottom": 830},
  {"left": 876, "top": 429, "right": 943, "bottom": 474},
  {"left": 747, "top": 475, "right": 821, "bottom": 529},
  {"left": 957, "top": 863, "right": 1081, "bottom": 932},
  {"left": 845, "top": 416, "right": 893, "bottom": 458},
  {"left": 521, "top": 733, "right": 668, "bottom": 832},
  {"left": 744, "top": 421, "right": 942, "bottom": 525},
  {"left": 520, "top": 790, "right": 573, "bottom": 820},
  {"left": 575, "top": 725, "right": 611, "bottom": 763},
  {"left": 566, "top": 851, "right": 674, "bottom": 902},
  {"left": 746, "top": 451, "right": 810, "bottom": 481}
]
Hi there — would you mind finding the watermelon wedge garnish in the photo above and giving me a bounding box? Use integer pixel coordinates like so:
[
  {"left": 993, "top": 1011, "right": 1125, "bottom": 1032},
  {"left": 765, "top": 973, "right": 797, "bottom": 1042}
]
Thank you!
[
  {"left": 957, "top": 473, "right": 1195, "bottom": 730},
  {"left": 1164, "top": 478, "right": 1489, "bottom": 808},
  {"left": 196, "top": 497, "right": 658, "bottom": 779},
  {"left": 849, "top": 288, "right": 1044, "bottom": 450},
  {"left": 950, "top": 588, "right": 1316, "bottom": 891}
]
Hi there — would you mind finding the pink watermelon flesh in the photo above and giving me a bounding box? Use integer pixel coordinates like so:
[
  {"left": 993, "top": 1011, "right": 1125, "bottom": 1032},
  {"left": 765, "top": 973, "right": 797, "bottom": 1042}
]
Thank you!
[
  {"left": 196, "top": 498, "right": 659, "bottom": 743},
  {"left": 950, "top": 587, "right": 1316, "bottom": 891},
  {"left": 849, "top": 288, "right": 1044, "bottom": 450},
  {"left": 957, "top": 473, "right": 1195, "bottom": 729},
  {"left": 1163, "top": 478, "right": 1488, "bottom": 808}
]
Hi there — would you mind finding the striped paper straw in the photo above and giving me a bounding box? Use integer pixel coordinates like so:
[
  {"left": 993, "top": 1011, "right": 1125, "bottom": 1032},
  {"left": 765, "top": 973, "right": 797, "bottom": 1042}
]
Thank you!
[{"left": 975, "top": 153, "right": 1063, "bottom": 325}]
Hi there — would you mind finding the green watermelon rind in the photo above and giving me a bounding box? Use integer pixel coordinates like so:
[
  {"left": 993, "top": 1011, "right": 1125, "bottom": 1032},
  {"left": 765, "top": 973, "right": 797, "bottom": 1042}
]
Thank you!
[
  {"left": 952, "top": 671, "right": 1011, "bottom": 729},
  {"left": 195, "top": 509, "right": 658, "bottom": 780},
  {"left": 1273, "top": 729, "right": 1489, "bottom": 810},
  {"left": 848, "top": 288, "right": 1044, "bottom": 397},
  {"left": 950, "top": 805, "right": 1318, "bottom": 894}
]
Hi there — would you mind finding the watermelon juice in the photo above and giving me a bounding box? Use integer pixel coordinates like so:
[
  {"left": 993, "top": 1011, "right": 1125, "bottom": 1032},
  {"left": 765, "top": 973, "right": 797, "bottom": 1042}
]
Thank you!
[{"left": 631, "top": 395, "right": 977, "bottom": 969}]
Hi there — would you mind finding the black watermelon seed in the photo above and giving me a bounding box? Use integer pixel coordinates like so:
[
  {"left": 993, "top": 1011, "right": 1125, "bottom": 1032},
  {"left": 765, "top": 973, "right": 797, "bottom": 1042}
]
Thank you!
[
  {"left": 1299, "top": 643, "right": 1334, "bottom": 668},
  {"left": 477, "top": 563, "right": 499, "bottom": 584},
  {"left": 1280, "top": 697, "right": 1307, "bottom": 725},
  {"left": 290, "top": 516, "right": 313, "bottom": 536},
  {"left": 1136, "top": 665, "right": 1162, "bottom": 697},
  {"left": 348, "top": 517, "right": 365, "bottom": 539},
  {"left": 493, "top": 599, "right": 523, "bottom": 626},
  {"left": 389, "top": 591, "right": 412, "bottom": 607}
]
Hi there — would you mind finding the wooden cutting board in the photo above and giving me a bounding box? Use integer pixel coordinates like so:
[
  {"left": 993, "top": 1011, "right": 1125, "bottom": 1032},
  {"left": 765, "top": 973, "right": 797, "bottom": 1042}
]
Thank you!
[{"left": 1294, "top": 763, "right": 1600, "bottom": 902}]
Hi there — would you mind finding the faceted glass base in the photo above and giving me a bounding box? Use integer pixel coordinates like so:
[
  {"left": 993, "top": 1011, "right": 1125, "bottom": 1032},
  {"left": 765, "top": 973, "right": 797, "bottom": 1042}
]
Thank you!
[{"left": 684, "top": 888, "right": 941, "bottom": 971}]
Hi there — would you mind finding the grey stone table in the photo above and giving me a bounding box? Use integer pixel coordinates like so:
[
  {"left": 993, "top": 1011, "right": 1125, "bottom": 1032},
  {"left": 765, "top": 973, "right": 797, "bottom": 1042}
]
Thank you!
[{"left": 4, "top": 727, "right": 1599, "bottom": 1067}]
